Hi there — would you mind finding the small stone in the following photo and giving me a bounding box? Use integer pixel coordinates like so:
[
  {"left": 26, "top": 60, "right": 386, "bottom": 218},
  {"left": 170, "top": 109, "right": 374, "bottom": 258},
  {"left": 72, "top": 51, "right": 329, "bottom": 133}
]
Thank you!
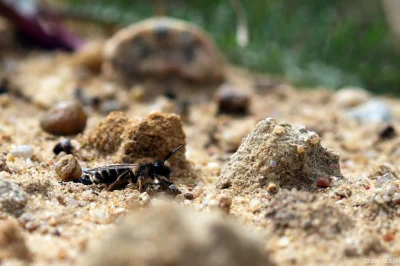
[
  {"left": 382, "top": 233, "right": 395, "bottom": 242},
  {"left": 53, "top": 139, "right": 73, "bottom": 155},
  {"left": 184, "top": 192, "right": 194, "bottom": 200},
  {"left": 40, "top": 101, "right": 87, "bottom": 136},
  {"left": 335, "top": 187, "right": 352, "bottom": 198},
  {"left": 335, "top": 87, "right": 370, "bottom": 108},
  {"left": 266, "top": 183, "right": 278, "bottom": 193},
  {"left": 138, "top": 192, "right": 151, "bottom": 207},
  {"left": 216, "top": 84, "right": 250, "bottom": 115},
  {"left": 347, "top": 100, "right": 392, "bottom": 124},
  {"left": 0, "top": 156, "right": 10, "bottom": 173},
  {"left": 0, "top": 177, "right": 27, "bottom": 216},
  {"left": 54, "top": 155, "right": 82, "bottom": 182},
  {"left": 9, "top": 145, "right": 34, "bottom": 159},
  {"left": 316, "top": 177, "right": 331, "bottom": 188},
  {"left": 208, "top": 193, "right": 232, "bottom": 214},
  {"left": 378, "top": 124, "right": 396, "bottom": 140}
]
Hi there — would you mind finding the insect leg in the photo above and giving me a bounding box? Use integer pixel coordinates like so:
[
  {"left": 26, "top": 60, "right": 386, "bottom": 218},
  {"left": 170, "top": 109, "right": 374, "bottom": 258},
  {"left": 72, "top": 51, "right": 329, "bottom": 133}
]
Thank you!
[
  {"left": 73, "top": 175, "right": 93, "bottom": 185},
  {"left": 107, "top": 170, "right": 131, "bottom": 191}
]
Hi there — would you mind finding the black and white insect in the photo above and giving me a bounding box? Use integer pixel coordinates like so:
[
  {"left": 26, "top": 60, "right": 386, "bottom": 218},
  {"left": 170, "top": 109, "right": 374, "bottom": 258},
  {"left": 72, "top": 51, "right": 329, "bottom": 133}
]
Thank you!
[{"left": 74, "top": 145, "right": 183, "bottom": 193}]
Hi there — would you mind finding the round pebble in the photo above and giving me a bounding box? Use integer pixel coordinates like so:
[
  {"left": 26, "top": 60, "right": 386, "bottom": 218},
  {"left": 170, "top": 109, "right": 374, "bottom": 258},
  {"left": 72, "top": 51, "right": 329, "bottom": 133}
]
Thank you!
[
  {"left": 9, "top": 145, "right": 34, "bottom": 159},
  {"left": 316, "top": 177, "right": 331, "bottom": 188},
  {"left": 216, "top": 84, "right": 249, "bottom": 115},
  {"left": 54, "top": 155, "right": 82, "bottom": 182},
  {"left": 40, "top": 101, "right": 87, "bottom": 136}
]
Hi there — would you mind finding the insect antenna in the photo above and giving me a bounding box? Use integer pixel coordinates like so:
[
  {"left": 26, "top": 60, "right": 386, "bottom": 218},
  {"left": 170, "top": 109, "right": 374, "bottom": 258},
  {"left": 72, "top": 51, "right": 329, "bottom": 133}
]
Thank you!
[{"left": 163, "top": 145, "right": 183, "bottom": 163}]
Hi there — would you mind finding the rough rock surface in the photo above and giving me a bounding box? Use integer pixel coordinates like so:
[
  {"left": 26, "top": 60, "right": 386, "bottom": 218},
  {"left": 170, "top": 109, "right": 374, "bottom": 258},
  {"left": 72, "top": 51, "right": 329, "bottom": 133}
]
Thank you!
[
  {"left": 263, "top": 189, "right": 353, "bottom": 238},
  {"left": 82, "top": 203, "right": 274, "bottom": 266},
  {"left": 81, "top": 111, "right": 187, "bottom": 167},
  {"left": 0, "top": 176, "right": 27, "bottom": 216},
  {"left": 217, "top": 118, "right": 342, "bottom": 195},
  {"left": 0, "top": 220, "right": 31, "bottom": 261},
  {"left": 103, "top": 17, "right": 224, "bottom": 82}
]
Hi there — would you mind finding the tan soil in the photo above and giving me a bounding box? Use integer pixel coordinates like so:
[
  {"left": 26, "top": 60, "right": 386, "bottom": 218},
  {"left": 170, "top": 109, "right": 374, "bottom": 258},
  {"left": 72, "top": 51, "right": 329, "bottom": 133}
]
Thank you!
[{"left": 0, "top": 22, "right": 399, "bottom": 266}]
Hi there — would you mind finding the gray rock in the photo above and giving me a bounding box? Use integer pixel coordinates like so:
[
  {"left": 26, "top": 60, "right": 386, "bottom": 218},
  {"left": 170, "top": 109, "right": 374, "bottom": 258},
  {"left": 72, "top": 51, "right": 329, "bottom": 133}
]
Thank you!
[
  {"left": 0, "top": 176, "right": 27, "bottom": 216},
  {"left": 347, "top": 100, "right": 392, "bottom": 124}
]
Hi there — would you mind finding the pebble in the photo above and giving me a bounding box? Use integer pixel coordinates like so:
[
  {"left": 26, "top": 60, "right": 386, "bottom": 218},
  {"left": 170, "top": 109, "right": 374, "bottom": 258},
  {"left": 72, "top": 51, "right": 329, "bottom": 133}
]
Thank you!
[
  {"left": 335, "top": 87, "right": 370, "bottom": 108},
  {"left": 184, "top": 192, "right": 194, "bottom": 200},
  {"left": 378, "top": 124, "right": 396, "bottom": 140},
  {"left": 54, "top": 155, "right": 82, "bottom": 182},
  {"left": 40, "top": 101, "right": 87, "bottom": 135},
  {"left": 53, "top": 139, "right": 73, "bottom": 155},
  {"left": 0, "top": 155, "right": 10, "bottom": 173},
  {"left": 316, "top": 177, "right": 331, "bottom": 188},
  {"left": 0, "top": 177, "right": 28, "bottom": 216},
  {"left": 208, "top": 193, "right": 232, "bottom": 213},
  {"left": 9, "top": 145, "right": 34, "bottom": 159},
  {"left": 216, "top": 84, "right": 250, "bottom": 115},
  {"left": 347, "top": 100, "right": 392, "bottom": 124},
  {"left": 138, "top": 192, "right": 151, "bottom": 207}
]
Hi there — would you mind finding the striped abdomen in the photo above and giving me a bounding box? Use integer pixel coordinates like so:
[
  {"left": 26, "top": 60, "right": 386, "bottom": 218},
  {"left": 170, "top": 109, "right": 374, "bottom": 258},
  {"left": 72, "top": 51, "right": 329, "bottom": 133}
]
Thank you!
[{"left": 83, "top": 167, "right": 137, "bottom": 184}]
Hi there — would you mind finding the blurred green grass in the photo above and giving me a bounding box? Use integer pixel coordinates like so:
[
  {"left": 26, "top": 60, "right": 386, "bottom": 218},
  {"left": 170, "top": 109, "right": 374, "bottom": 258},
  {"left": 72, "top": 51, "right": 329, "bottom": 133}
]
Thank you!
[{"left": 64, "top": 0, "right": 399, "bottom": 94}]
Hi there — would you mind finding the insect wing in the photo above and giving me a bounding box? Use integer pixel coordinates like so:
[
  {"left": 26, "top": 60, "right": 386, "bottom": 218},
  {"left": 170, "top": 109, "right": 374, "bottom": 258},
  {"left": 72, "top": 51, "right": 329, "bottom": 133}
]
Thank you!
[{"left": 83, "top": 164, "right": 138, "bottom": 173}]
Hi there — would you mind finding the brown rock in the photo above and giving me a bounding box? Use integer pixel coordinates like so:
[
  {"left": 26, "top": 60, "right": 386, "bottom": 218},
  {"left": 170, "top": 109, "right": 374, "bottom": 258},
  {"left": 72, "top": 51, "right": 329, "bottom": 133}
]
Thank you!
[
  {"left": 103, "top": 17, "right": 224, "bottom": 82},
  {"left": 217, "top": 118, "right": 342, "bottom": 195},
  {"left": 40, "top": 101, "right": 87, "bottom": 136},
  {"left": 316, "top": 177, "right": 331, "bottom": 188},
  {"left": 54, "top": 155, "right": 82, "bottom": 182},
  {"left": 216, "top": 84, "right": 250, "bottom": 115},
  {"left": 0, "top": 220, "right": 31, "bottom": 261},
  {"left": 82, "top": 203, "right": 274, "bottom": 266}
]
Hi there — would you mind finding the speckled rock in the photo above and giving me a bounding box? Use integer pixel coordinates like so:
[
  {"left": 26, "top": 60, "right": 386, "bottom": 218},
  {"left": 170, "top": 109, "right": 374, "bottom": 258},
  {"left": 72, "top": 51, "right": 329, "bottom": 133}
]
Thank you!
[
  {"left": 347, "top": 99, "right": 392, "bottom": 124},
  {"left": 0, "top": 176, "right": 27, "bottom": 216},
  {"left": 217, "top": 118, "right": 342, "bottom": 195},
  {"left": 82, "top": 203, "right": 274, "bottom": 266},
  {"left": 81, "top": 111, "right": 187, "bottom": 168},
  {"left": 0, "top": 156, "right": 10, "bottom": 173},
  {"left": 54, "top": 155, "right": 82, "bottom": 182},
  {"left": 40, "top": 101, "right": 87, "bottom": 136},
  {"left": 335, "top": 87, "right": 370, "bottom": 108},
  {"left": 103, "top": 17, "right": 224, "bottom": 82},
  {"left": 0, "top": 220, "right": 31, "bottom": 261},
  {"left": 263, "top": 189, "right": 353, "bottom": 238}
]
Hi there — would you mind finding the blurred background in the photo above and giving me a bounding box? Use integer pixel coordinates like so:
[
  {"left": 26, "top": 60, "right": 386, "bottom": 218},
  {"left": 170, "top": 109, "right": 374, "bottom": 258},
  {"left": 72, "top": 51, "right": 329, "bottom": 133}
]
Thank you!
[{"left": 3, "top": 0, "right": 400, "bottom": 94}]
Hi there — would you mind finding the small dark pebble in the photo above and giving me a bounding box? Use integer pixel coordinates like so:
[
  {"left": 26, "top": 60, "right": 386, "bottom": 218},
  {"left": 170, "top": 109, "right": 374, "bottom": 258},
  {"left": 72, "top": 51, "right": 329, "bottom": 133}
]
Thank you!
[
  {"left": 167, "top": 185, "right": 182, "bottom": 196},
  {"left": 53, "top": 139, "right": 73, "bottom": 155},
  {"left": 184, "top": 192, "right": 194, "bottom": 200},
  {"left": 379, "top": 124, "right": 396, "bottom": 140},
  {"left": 316, "top": 177, "right": 331, "bottom": 188},
  {"left": 216, "top": 84, "right": 249, "bottom": 115},
  {"left": 163, "top": 89, "right": 177, "bottom": 100},
  {"left": 0, "top": 78, "right": 9, "bottom": 94}
]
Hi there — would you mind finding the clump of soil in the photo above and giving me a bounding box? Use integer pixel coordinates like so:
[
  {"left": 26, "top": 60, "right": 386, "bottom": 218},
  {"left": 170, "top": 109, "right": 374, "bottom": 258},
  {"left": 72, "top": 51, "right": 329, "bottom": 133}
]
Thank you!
[
  {"left": 80, "top": 111, "right": 188, "bottom": 169},
  {"left": 263, "top": 189, "right": 354, "bottom": 239},
  {"left": 217, "top": 118, "right": 342, "bottom": 195},
  {"left": 82, "top": 202, "right": 275, "bottom": 266},
  {"left": 0, "top": 219, "right": 31, "bottom": 261}
]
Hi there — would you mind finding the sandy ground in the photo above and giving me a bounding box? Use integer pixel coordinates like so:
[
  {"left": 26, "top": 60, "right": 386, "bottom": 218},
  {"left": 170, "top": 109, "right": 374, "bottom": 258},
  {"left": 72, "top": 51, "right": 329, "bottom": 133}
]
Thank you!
[{"left": 0, "top": 21, "right": 400, "bottom": 266}]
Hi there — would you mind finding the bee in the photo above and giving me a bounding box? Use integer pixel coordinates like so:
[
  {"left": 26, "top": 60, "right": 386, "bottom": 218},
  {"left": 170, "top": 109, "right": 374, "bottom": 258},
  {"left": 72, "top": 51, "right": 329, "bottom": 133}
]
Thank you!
[{"left": 75, "top": 145, "right": 183, "bottom": 192}]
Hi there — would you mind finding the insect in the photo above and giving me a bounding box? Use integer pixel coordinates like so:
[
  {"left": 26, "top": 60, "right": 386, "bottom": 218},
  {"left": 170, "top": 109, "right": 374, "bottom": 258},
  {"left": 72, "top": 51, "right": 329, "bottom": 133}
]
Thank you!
[{"left": 74, "top": 145, "right": 183, "bottom": 192}]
